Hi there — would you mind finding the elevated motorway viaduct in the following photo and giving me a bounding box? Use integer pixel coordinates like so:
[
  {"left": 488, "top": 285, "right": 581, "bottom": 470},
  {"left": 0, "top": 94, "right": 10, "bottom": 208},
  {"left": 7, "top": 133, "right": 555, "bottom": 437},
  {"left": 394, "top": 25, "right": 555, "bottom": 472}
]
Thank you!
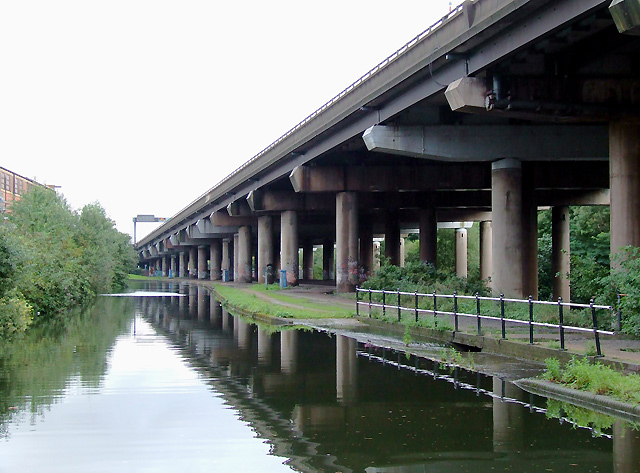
[{"left": 136, "top": 0, "right": 640, "bottom": 299}]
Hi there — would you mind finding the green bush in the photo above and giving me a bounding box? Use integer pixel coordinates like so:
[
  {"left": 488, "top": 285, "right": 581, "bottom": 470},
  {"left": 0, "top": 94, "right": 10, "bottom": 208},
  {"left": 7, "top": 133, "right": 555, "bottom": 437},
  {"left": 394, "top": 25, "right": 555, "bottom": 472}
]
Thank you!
[{"left": 0, "top": 291, "right": 32, "bottom": 340}]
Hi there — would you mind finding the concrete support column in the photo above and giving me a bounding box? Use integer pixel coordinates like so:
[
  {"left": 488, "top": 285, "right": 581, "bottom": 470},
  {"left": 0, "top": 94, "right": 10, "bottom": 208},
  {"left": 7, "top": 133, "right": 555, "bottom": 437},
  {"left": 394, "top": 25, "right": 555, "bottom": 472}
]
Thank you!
[
  {"left": 336, "top": 192, "right": 359, "bottom": 293},
  {"left": 237, "top": 225, "right": 252, "bottom": 283},
  {"left": 233, "top": 234, "right": 239, "bottom": 282},
  {"left": 455, "top": 228, "right": 468, "bottom": 278},
  {"left": 170, "top": 255, "right": 176, "bottom": 278},
  {"left": 210, "top": 240, "right": 221, "bottom": 281},
  {"left": 479, "top": 221, "right": 493, "bottom": 286},
  {"left": 384, "top": 209, "right": 401, "bottom": 266},
  {"left": 281, "top": 210, "right": 299, "bottom": 286},
  {"left": 189, "top": 246, "right": 197, "bottom": 278},
  {"left": 197, "top": 246, "right": 208, "bottom": 280},
  {"left": 303, "top": 240, "right": 314, "bottom": 280},
  {"left": 257, "top": 216, "right": 274, "bottom": 284},
  {"left": 221, "top": 239, "right": 230, "bottom": 280},
  {"left": 522, "top": 169, "right": 538, "bottom": 299},
  {"left": 179, "top": 251, "right": 186, "bottom": 278},
  {"left": 400, "top": 236, "right": 406, "bottom": 267},
  {"left": 610, "top": 121, "right": 640, "bottom": 261},
  {"left": 419, "top": 207, "right": 437, "bottom": 267},
  {"left": 359, "top": 217, "right": 374, "bottom": 278},
  {"left": 374, "top": 241, "right": 381, "bottom": 270},
  {"left": 322, "top": 238, "right": 334, "bottom": 280},
  {"left": 552, "top": 206, "right": 571, "bottom": 302},
  {"left": 159, "top": 257, "right": 165, "bottom": 277},
  {"left": 492, "top": 158, "right": 524, "bottom": 298}
]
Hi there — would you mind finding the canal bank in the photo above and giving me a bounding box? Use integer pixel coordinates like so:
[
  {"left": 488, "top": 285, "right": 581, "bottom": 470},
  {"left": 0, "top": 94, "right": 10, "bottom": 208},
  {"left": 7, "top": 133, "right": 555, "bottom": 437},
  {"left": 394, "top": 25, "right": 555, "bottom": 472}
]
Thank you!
[{"left": 163, "top": 277, "right": 640, "bottom": 424}]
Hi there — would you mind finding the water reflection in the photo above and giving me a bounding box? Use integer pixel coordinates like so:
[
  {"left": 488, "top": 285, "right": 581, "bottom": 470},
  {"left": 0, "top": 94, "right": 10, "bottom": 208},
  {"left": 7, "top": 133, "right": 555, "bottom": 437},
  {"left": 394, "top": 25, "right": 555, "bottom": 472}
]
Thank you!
[{"left": 1, "top": 281, "right": 637, "bottom": 473}]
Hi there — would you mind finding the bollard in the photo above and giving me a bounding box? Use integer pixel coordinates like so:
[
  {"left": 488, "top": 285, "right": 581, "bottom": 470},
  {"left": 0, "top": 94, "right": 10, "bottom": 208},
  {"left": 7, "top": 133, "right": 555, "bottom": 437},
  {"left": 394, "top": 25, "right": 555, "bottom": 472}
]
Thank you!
[
  {"left": 476, "top": 293, "right": 482, "bottom": 336},
  {"left": 590, "top": 299, "right": 603, "bottom": 357},
  {"left": 500, "top": 294, "right": 505, "bottom": 339},
  {"left": 528, "top": 295, "right": 534, "bottom": 344},
  {"left": 453, "top": 291, "right": 459, "bottom": 332}
]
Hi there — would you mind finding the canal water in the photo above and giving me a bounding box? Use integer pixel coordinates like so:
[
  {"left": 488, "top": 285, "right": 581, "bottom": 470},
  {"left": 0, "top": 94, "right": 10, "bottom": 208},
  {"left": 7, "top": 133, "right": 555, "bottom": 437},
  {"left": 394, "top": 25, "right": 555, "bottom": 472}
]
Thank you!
[{"left": 0, "top": 281, "right": 638, "bottom": 472}]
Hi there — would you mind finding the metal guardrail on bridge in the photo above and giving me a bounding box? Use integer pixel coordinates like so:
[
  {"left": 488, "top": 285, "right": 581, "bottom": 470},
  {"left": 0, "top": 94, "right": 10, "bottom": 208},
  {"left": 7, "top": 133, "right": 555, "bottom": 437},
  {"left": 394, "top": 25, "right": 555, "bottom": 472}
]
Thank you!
[{"left": 356, "top": 288, "right": 617, "bottom": 357}]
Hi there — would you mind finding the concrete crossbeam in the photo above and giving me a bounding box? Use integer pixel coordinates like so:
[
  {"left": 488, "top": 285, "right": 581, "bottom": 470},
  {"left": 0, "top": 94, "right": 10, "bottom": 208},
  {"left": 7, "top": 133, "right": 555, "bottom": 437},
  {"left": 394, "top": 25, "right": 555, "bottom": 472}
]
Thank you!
[
  {"left": 363, "top": 125, "right": 608, "bottom": 161},
  {"left": 210, "top": 210, "right": 255, "bottom": 227}
]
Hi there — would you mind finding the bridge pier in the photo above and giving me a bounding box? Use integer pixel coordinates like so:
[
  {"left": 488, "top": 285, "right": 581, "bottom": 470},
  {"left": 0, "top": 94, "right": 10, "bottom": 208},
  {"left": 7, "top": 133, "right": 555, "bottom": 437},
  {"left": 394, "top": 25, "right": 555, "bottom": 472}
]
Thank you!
[
  {"left": 237, "top": 226, "right": 252, "bottom": 283},
  {"left": 552, "top": 206, "right": 571, "bottom": 301},
  {"left": 302, "top": 239, "right": 314, "bottom": 281},
  {"left": 257, "top": 216, "right": 273, "bottom": 284},
  {"left": 197, "top": 245, "right": 208, "bottom": 279},
  {"left": 323, "top": 237, "right": 334, "bottom": 280},
  {"left": 189, "top": 246, "right": 197, "bottom": 278},
  {"left": 210, "top": 239, "right": 221, "bottom": 281},
  {"left": 281, "top": 210, "right": 299, "bottom": 286},
  {"left": 359, "top": 215, "right": 374, "bottom": 278},
  {"left": 455, "top": 228, "right": 468, "bottom": 278},
  {"left": 336, "top": 192, "right": 359, "bottom": 293},
  {"left": 179, "top": 251, "right": 187, "bottom": 278},
  {"left": 221, "top": 239, "right": 231, "bottom": 281},
  {"left": 491, "top": 159, "right": 524, "bottom": 298},
  {"left": 384, "top": 209, "right": 401, "bottom": 266},
  {"left": 419, "top": 207, "right": 437, "bottom": 267},
  {"left": 610, "top": 121, "right": 640, "bottom": 261},
  {"left": 233, "top": 234, "right": 239, "bottom": 282}
]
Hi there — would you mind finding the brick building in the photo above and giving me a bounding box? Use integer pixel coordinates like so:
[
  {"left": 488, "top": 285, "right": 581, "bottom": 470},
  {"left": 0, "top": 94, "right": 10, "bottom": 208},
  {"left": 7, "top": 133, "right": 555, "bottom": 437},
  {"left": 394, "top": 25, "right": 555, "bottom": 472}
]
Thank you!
[{"left": 0, "top": 166, "right": 49, "bottom": 212}]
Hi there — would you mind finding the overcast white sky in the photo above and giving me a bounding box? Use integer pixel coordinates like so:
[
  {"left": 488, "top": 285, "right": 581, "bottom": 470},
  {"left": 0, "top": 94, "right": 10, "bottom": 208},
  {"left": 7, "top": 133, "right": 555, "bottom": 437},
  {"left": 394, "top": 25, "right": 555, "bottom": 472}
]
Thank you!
[{"left": 1, "top": 0, "right": 462, "bottom": 242}]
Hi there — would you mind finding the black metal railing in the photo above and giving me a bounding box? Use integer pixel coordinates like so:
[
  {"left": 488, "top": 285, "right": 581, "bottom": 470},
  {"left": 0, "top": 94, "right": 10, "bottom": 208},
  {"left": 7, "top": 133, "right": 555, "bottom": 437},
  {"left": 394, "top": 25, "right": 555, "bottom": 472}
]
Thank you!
[{"left": 355, "top": 288, "right": 615, "bottom": 357}]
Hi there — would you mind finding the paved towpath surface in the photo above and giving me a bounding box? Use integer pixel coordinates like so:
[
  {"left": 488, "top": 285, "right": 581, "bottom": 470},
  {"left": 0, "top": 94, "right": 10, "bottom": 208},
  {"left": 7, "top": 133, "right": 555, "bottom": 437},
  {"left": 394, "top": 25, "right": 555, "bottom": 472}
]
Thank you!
[{"left": 216, "top": 281, "right": 640, "bottom": 370}]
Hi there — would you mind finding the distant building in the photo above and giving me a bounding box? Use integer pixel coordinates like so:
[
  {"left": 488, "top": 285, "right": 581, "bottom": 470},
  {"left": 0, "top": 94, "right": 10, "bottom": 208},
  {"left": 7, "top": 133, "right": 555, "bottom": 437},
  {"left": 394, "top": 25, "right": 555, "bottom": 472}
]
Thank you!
[{"left": 0, "top": 166, "right": 50, "bottom": 212}]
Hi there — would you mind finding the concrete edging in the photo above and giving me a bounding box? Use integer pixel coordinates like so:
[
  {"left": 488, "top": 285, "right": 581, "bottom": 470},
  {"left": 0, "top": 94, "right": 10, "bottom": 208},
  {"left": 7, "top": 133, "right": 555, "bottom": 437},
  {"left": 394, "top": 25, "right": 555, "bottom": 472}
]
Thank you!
[{"left": 514, "top": 378, "right": 640, "bottom": 423}]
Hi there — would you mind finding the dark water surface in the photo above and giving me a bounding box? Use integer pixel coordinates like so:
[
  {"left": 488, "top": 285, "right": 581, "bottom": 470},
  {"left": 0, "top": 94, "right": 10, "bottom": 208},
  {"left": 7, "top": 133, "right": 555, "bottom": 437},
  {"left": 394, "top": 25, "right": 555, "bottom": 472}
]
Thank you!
[{"left": 0, "top": 281, "right": 638, "bottom": 473}]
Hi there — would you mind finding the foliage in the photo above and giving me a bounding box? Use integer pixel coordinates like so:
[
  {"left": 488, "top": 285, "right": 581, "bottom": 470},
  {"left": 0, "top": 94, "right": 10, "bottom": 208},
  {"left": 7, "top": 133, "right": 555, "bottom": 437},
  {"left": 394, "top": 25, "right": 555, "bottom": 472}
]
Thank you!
[
  {"left": 605, "top": 246, "right": 640, "bottom": 336},
  {"left": 0, "top": 289, "right": 32, "bottom": 340},
  {"left": 542, "top": 356, "right": 640, "bottom": 405},
  {"left": 1, "top": 186, "right": 136, "bottom": 332}
]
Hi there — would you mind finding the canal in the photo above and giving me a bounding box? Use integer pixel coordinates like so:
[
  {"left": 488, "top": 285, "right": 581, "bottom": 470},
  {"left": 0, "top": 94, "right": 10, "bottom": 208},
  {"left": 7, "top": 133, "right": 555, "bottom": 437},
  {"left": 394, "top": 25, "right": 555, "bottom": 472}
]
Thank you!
[{"left": 0, "top": 281, "right": 638, "bottom": 472}]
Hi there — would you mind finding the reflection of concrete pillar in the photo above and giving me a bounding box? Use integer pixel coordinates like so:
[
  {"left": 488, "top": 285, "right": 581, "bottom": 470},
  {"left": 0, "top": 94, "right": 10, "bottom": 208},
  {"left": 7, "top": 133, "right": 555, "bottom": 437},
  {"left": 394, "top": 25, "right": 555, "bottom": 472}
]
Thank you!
[
  {"left": 552, "top": 206, "right": 571, "bottom": 302},
  {"left": 359, "top": 216, "right": 374, "bottom": 278},
  {"left": 323, "top": 238, "right": 334, "bottom": 280},
  {"left": 197, "top": 286, "right": 207, "bottom": 320},
  {"left": 480, "top": 221, "right": 493, "bottom": 286},
  {"left": 189, "top": 285, "right": 197, "bottom": 317},
  {"left": 237, "top": 226, "right": 252, "bottom": 283},
  {"left": 257, "top": 216, "right": 273, "bottom": 284},
  {"left": 210, "top": 240, "right": 221, "bottom": 281},
  {"left": 336, "top": 335, "right": 358, "bottom": 404},
  {"left": 280, "top": 329, "right": 298, "bottom": 374},
  {"left": 336, "top": 192, "right": 359, "bottom": 293},
  {"left": 303, "top": 240, "right": 314, "bottom": 280},
  {"left": 492, "top": 377, "right": 524, "bottom": 453},
  {"left": 189, "top": 246, "right": 198, "bottom": 278},
  {"left": 257, "top": 328, "right": 272, "bottom": 365},
  {"left": 222, "top": 308, "right": 232, "bottom": 331},
  {"left": 613, "top": 420, "right": 640, "bottom": 473},
  {"left": 235, "top": 317, "right": 251, "bottom": 350},
  {"left": 281, "top": 210, "right": 299, "bottom": 286},
  {"left": 210, "top": 299, "right": 222, "bottom": 327},
  {"left": 610, "top": 122, "right": 640, "bottom": 261},
  {"left": 198, "top": 246, "right": 208, "bottom": 279},
  {"left": 455, "top": 228, "right": 468, "bottom": 278},
  {"left": 385, "top": 209, "right": 400, "bottom": 266},
  {"left": 492, "top": 159, "right": 524, "bottom": 298},
  {"left": 233, "top": 234, "right": 239, "bottom": 282}
]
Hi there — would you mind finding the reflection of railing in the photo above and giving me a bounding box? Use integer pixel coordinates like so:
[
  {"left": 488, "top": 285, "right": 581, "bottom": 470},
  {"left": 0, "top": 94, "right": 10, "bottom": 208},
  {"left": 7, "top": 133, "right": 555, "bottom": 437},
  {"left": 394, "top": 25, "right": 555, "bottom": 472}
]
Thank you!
[{"left": 355, "top": 288, "right": 616, "bottom": 357}]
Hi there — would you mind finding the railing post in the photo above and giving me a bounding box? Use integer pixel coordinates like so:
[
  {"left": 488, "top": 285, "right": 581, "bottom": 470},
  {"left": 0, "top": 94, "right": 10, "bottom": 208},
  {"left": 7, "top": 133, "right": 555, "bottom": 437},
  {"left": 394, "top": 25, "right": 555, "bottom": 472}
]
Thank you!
[
  {"left": 397, "top": 289, "right": 401, "bottom": 322},
  {"left": 433, "top": 292, "right": 438, "bottom": 328},
  {"left": 414, "top": 291, "right": 419, "bottom": 323},
  {"left": 476, "top": 293, "right": 482, "bottom": 336},
  {"left": 617, "top": 292, "right": 622, "bottom": 332},
  {"left": 500, "top": 294, "right": 506, "bottom": 339},
  {"left": 453, "top": 291, "right": 459, "bottom": 332},
  {"left": 356, "top": 287, "right": 360, "bottom": 317},
  {"left": 528, "top": 295, "right": 534, "bottom": 344},
  {"left": 368, "top": 288, "right": 372, "bottom": 318},
  {"left": 382, "top": 290, "right": 386, "bottom": 317},
  {"left": 590, "top": 298, "right": 603, "bottom": 357},
  {"left": 558, "top": 297, "right": 565, "bottom": 351}
]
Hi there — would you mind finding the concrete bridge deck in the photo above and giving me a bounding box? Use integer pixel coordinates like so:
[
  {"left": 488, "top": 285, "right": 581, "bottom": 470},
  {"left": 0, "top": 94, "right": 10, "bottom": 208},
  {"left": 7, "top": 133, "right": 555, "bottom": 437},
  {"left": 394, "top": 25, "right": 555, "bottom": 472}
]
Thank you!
[{"left": 136, "top": 0, "right": 640, "bottom": 307}]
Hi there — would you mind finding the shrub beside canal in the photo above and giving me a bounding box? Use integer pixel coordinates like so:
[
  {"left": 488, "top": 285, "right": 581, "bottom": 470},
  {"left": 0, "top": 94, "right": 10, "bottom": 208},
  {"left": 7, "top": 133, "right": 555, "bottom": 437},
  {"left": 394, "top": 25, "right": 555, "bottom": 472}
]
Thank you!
[{"left": 0, "top": 187, "right": 137, "bottom": 340}]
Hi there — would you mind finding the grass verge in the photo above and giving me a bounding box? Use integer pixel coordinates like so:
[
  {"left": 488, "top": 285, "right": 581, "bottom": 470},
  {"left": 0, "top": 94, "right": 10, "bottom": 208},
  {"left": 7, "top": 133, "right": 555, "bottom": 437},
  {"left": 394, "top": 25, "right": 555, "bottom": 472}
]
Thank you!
[
  {"left": 543, "top": 356, "right": 640, "bottom": 405},
  {"left": 211, "top": 283, "right": 356, "bottom": 319}
]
